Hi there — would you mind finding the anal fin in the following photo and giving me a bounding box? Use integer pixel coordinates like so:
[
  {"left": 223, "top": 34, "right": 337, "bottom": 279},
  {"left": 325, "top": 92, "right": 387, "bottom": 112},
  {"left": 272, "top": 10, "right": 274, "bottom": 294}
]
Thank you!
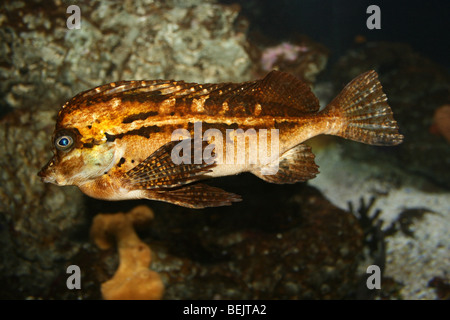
[
  {"left": 253, "top": 144, "right": 319, "bottom": 184},
  {"left": 150, "top": 183, "right": 242, "bottom": 209}
]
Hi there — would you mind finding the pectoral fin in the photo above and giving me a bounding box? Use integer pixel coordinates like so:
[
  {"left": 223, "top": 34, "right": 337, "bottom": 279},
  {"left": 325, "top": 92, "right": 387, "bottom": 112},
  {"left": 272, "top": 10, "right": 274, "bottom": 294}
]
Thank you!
[
  {"left": 125, "top": 140, "right": 215, "bottom": 189},
  {"left": 148, "top": 183, "right": 242, "bottom": 208},
  {"left": 253, "top": 144, "right": 319, "bottom": 184}
]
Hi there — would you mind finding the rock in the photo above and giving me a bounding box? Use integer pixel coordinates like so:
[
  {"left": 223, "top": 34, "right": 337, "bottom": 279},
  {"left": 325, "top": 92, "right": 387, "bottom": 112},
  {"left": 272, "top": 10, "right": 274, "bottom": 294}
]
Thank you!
[
  {"left": 0, "top": 109, "right": 86, "bottom": 298},
  {"left": 96, "top": 178, "right": 364, "bottom": 299},
  {"left": 307, "top": 43, "right": 450, "bottom": 299},
  {"left": 308, "top": 141, "right": 450, "bottom": 300},
  {"left": 47, "top": 179, "right": 366, "bottom": 300},
  {"left": 0, "top": 0, "right": 252, "bottom": 117}
]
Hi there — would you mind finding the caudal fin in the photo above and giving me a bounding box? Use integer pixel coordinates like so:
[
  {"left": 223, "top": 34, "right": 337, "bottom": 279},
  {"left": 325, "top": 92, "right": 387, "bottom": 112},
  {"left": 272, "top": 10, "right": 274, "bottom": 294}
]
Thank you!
[{"left": 323, "top": 70, "right": 403, "bottom": 146}]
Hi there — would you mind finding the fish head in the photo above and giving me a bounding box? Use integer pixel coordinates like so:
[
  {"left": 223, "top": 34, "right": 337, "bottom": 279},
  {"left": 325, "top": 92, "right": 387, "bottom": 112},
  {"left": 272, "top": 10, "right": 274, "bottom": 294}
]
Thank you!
[{"left": 38, "top": 111, "right": 116, "bottom": 186}]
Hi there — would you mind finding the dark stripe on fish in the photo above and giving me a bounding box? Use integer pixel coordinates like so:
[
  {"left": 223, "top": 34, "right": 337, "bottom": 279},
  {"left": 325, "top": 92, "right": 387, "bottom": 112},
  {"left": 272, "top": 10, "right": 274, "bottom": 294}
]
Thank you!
[
  {"left": 122, "top": 111, "right": 159, "bottom": 124},
  {"left": 106, "top": 126, "right": 161, "bottom": 141}
]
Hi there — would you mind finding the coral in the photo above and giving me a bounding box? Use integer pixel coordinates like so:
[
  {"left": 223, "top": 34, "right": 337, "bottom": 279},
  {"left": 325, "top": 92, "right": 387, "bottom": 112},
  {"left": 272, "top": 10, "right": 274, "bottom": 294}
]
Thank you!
[
  {"left": 261, "top": 42, "right": 309, "bottom": 71},
  {"left": 90, "top": 205, "right": 164, "bottom": 300},
  {"left": 254, "top": 36, "right": 328, "bottom": 83}
]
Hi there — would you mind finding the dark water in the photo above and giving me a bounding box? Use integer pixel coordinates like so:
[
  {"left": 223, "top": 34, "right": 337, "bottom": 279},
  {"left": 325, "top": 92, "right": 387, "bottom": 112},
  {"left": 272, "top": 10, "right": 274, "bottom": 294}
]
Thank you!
[{"left": 221, "top": 0, "right": 450, "bottom": 72}]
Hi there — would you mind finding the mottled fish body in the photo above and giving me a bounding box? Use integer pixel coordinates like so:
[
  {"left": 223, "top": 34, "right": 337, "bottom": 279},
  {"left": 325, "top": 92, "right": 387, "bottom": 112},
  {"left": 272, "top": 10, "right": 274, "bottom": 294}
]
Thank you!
[{"left": 38, "top": 71, "right": 403, "bottom": 208}]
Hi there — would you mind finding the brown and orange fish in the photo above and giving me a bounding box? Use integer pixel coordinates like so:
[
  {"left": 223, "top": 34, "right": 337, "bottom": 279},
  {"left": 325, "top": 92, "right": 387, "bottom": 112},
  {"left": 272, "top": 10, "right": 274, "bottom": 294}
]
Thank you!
[{"left": 38, "top": 70, "right": 403, "bottom": 208}]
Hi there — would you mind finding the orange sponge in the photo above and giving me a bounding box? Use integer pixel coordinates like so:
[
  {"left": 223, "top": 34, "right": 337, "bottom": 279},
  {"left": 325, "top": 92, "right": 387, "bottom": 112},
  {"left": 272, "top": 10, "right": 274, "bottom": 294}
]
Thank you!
[{"left": 90, "top": 205, "right": 164, "bottom": 300}]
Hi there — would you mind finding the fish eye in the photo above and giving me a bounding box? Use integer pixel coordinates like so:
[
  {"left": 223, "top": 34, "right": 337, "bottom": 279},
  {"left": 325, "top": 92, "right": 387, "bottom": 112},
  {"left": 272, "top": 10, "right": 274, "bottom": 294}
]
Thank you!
[{"left": 55, "top": 135, "right": 74, "bottom": 151}]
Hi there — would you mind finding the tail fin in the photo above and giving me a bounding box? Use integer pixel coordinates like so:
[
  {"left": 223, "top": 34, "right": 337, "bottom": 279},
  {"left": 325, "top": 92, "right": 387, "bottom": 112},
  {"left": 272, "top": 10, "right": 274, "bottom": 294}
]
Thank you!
[{"left": 323, "top": 70, "right": 403, "bottom": 146}]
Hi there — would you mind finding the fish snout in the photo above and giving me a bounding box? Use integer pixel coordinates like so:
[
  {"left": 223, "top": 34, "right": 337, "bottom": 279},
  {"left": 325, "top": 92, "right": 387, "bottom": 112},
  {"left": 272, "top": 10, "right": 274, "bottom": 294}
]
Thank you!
[{"left": 37, "top": 159, "right": 58, "bottom": 184}]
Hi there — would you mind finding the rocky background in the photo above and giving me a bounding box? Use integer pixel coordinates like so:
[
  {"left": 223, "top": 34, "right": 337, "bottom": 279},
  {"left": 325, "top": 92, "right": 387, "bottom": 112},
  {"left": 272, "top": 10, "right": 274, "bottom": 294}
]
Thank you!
[{"left": 0, "top": 0, "right": 449, "bottom": 299}]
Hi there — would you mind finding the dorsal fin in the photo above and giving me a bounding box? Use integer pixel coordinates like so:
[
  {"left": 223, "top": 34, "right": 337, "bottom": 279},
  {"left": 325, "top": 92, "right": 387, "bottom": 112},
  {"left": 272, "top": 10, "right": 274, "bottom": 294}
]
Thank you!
[
  {"left": 253, "top": 71, "right": 320, "bottom": 113},
  {"left": 204, "top": 71, "right": 320, "bottom": 116},
  {"left": 62, "top": 71, "right": 320, "bottom": 117}
]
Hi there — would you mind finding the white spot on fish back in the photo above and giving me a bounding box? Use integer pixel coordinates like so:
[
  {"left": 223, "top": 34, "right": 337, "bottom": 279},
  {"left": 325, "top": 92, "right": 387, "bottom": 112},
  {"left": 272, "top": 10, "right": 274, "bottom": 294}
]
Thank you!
[
  {"left": 220, "top": 102, "right": 229, "bottom": 114},
  {"left": 191, "top": 95, "right": 208, "bottom": 113},
  {"left": 159, "top": 97, "right": 176, "bottom": 114},
  {"left": 111, "top": 98, "right": 120, "bottom": 108},
  {"left": 254, "top": 103, "right": 262, "bottom": 116}
]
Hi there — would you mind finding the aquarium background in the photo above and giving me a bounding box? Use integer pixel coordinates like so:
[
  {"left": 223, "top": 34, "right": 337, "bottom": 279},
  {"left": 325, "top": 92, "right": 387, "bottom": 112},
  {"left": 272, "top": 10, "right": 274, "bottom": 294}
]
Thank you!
[
  {"left": 0, "top": 0, "right": 449, "bottom": 299},
  {"left": 225, "top": 0, "right": 450, "bottom": 72}
]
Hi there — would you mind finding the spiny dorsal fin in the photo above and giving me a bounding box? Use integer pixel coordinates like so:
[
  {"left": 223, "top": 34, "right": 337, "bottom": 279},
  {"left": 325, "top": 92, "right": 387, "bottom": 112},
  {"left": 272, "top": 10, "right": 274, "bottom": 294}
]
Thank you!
[
  {"left": 252, "top": 143, "right": 319, "bottom": 184},
  {"left": 124, "top": 140, "right": 215, "bottom": 190}
]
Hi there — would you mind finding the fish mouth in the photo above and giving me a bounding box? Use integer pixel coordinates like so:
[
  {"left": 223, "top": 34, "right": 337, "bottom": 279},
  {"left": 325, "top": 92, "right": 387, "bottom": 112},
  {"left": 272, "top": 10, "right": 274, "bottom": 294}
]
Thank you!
[
  {"left": 37, "top": 167, "right": 56, "bottom": 184},
  {"left": 37, "top": 159, "right": 58, "bottom": 184},
  {"left": 37, "top": 168, "right": 45, "bottom": 178}
]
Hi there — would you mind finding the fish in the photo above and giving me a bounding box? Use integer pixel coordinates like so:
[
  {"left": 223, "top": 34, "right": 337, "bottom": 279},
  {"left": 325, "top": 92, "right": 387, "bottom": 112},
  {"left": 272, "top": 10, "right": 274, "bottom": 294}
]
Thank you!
[{"left": 38, "top": 70, "right": 403, "bottom": 208}]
